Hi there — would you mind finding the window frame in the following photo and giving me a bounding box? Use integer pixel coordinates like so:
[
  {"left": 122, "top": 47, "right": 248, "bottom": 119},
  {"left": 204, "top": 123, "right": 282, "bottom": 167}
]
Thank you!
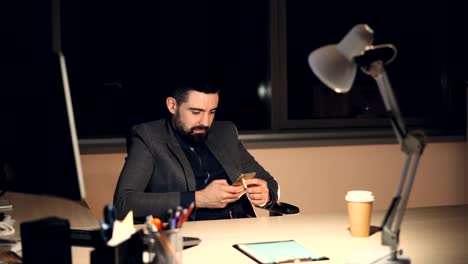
[
  {"left": 269, "top": 0, "right": 466, "bottom": 134},
  {"left": 78, "top": 0, "right": 466, "bottom": 152}
]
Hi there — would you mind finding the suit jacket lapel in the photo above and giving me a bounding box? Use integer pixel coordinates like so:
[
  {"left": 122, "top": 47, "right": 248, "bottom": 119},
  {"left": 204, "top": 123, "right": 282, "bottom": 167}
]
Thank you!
[
  {"left": 166, "top": 142, "right": 196, "bottom": 191},
  {"left": 165, "top": 121, "right": 197, "bottom": 191},
  {"left": 206, "top": 140, "right": 239, "bottom": 184}
]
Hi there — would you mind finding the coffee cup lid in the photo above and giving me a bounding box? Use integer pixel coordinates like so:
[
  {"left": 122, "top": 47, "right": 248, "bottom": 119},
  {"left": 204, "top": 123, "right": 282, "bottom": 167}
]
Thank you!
[{"left": 345, "top": 190, "right": 374, "bottom": 202}]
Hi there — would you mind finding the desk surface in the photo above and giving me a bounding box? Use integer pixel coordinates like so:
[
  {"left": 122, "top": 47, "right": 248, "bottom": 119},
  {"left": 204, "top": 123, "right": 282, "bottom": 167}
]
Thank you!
[
  {"left": 2, "top": 192, "right": 99, "bottom": 263},
  {"left": 4, "top": 192, "right": 99, "bottom": 240},
  {"left": 181, "top": 205, "right": 468, "bottom": 264},
  {"left": 2, "top": 193, "right": 467, "bottom": 264}
]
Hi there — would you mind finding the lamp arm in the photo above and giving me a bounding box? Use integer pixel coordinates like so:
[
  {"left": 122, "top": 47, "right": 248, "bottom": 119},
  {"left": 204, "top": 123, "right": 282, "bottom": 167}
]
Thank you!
[
  {"left": 381, "top": 150, "right": 422, "bottom": 260},
  {"left": 361, "top": 61, "right": 407, "bottom": 142},
  {"left": 361, "top": 60, "right": 426, "bottom": 261}
]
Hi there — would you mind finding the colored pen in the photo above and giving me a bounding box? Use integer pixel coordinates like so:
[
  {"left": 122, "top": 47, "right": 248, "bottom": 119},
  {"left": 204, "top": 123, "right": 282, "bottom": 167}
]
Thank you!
[
  {"left": 177, "top": 202, "right": 194, "bottom": 228},
  {"left": 176, "top": 208, "right": 187, "bottom": 228},
  {"left": 165, "top": 208, "right": 174, "bottom": 223},
  {"left": 185, "top": 202, "right": 195, "bottom": 218},
  {"left": 151, "top": 217, "right": 163, "bottom": 231},
  {"left": 170, "top": 211, "right": 180, "bottom": 229}
]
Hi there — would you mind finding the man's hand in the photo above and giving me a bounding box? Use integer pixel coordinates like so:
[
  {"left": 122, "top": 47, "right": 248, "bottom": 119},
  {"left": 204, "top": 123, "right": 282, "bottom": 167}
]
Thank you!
[
  {"left": 244, "top": 178, "right": 270, "bottom": 207},
  {"left": 195, "top": 179, "right": 245, "bottom": 208}
]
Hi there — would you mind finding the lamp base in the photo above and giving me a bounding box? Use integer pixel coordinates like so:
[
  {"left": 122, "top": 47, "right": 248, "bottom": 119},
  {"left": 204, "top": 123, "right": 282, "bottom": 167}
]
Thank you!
[
  {"left": 347, "top": 250, "right": 410, "bottom": 264},
  {"left": 374, "top": 255, "right": 410, "bottom": 264}
]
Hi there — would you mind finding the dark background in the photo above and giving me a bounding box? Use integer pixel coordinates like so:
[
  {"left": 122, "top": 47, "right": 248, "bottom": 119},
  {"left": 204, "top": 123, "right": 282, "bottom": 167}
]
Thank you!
[
  {"left": 62, "top": 1, "right": 271, "bottom": 137},
  {"left": 286, "top": 1, "right": 466, "bottom": 127},
  {"left": 1, "top": 0, "right": 466, "bottom": 139}
]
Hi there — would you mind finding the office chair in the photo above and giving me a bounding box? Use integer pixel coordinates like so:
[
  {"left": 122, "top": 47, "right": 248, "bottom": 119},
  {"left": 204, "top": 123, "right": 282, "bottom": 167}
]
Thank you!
[{"left": 267, "top": 201, "right": 300, "bottom": 216}]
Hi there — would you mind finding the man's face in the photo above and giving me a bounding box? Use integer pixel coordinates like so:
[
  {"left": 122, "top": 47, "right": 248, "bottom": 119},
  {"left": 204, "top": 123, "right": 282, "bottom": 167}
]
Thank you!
[{"left": 171, "top": 91, "right": 219, "bottom": 144}]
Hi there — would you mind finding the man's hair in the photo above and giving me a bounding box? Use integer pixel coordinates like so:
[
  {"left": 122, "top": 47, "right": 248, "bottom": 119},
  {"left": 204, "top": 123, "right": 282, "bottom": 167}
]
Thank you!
[{"left": 172, "top": 82, "right": 220, "bottom": 104}]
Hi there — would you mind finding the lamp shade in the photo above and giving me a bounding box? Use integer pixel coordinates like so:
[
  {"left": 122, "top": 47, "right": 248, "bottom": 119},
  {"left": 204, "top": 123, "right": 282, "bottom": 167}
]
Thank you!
[
  {"left": 308, "top": 44, "right": 356, "bottom": 93},
  {"left": 308, "top": 24, "right": 374, "bottom": 93}
]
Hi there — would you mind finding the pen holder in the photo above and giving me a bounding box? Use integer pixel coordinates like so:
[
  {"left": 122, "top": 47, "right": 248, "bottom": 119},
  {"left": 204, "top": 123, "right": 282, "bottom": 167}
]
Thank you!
[{"left": 153, "top": 228, "right": 183, "bottom": 264}]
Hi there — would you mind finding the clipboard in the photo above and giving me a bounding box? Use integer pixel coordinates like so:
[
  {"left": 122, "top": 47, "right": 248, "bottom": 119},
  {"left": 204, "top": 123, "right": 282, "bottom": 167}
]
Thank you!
[{"left": 233, "top": 240, "right": 329, "bottom": 263}]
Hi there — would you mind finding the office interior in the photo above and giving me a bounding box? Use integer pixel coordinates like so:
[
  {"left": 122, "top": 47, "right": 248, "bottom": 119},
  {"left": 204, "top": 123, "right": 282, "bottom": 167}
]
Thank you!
[
  {"left": 75, "top": 0, "right": 468, "bottom": 220},
  {"left": 1, "top": 0, "right": 466, "bottom": 232},
  {"left": 1, "top": 1, "right": 467, "bottom": 263}
]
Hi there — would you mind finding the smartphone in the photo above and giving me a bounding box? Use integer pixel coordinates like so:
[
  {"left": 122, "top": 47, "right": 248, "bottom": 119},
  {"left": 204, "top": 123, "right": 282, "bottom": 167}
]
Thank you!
[{"left": 232, "top": 172, "right": 256, "bottom": 187}]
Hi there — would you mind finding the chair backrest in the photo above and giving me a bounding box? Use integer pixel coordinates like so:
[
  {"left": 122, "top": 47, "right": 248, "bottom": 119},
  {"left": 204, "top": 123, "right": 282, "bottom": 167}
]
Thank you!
[{"left": 268, "top": 202, "right": 300, "bottom": 217}]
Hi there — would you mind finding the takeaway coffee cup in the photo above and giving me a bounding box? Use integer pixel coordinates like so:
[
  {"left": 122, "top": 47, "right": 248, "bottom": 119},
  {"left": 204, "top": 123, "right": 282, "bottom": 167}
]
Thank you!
[{"left": 345, "top": 190, "right": 374, "bottom": 237}]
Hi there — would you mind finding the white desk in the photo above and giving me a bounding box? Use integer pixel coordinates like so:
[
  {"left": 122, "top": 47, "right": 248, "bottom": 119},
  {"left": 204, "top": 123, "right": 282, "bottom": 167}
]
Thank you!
[
  {"left": 3, "top": 193, "right": 467, "bottom": 264},
  {"left": 181, "top": 205, "right": 468, "bottom": 264}
]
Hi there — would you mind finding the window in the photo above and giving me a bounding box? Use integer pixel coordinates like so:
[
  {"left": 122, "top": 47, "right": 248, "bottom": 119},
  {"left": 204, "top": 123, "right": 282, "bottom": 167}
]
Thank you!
[
  {"left": 273, "top": 0, "right": 466, "bottom": 134},
  {"left": 5, "top": 1, "right": 463, "bottom": 142},
  {"left": 63, "top": 1, "right": 271, "bottom": 138}
]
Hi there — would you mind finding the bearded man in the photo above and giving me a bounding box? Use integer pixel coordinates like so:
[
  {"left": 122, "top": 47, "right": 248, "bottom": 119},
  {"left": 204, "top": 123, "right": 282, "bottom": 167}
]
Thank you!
[{"left": 114, "top": 83, "right": 279, "bottom": 221}]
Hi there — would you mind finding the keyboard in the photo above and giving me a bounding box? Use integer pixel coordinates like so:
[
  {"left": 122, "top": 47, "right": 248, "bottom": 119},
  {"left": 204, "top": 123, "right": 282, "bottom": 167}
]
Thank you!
[{"left": 70, "top": 229, "right": 201, "bottom": 249}]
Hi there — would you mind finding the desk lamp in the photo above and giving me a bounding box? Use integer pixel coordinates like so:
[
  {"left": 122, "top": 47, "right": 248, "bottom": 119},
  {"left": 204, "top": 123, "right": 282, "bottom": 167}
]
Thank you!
[{"left": 308, "top": 24, "right": 426, "bottom": 263}]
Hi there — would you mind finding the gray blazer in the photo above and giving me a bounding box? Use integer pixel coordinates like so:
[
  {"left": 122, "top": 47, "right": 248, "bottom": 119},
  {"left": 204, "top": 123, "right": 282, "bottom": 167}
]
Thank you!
[{"left": 113, "top": 119, "right": 279, "bottom": 220}]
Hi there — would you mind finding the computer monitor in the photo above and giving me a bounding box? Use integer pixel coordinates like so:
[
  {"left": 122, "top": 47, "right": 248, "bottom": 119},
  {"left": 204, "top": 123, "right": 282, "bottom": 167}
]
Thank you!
[{"left": 0, "top": 0, "right": 86, "bottom": 201}]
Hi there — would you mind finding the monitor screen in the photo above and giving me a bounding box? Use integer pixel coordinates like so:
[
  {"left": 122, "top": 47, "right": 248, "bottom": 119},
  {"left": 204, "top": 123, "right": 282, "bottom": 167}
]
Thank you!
[{"left": 0, "top": 1, "right": 86, "bottom": 201}]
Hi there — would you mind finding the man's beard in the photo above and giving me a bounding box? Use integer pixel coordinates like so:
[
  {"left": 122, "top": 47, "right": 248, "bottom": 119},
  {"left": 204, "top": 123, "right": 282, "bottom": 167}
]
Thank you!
[{"left": 173, "top": 114, "right": 209, "bottom": 145}]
